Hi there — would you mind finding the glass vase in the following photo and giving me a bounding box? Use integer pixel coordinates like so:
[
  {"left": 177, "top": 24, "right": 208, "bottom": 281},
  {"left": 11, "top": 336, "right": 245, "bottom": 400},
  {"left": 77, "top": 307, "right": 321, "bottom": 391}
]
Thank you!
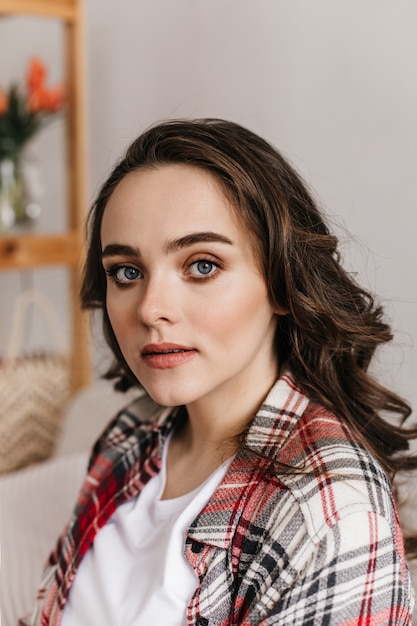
[
  {"left": 0, "top": 158, "right": 19, "bottom": 232},
  {"left": 0, "top": 152, "right": 43, "bottom": 234}
]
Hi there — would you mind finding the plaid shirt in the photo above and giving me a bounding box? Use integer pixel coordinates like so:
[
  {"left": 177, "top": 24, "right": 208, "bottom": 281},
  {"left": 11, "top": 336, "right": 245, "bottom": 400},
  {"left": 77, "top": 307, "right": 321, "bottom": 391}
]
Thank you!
[{"left": 20, "top": 372, "right": 414, "bottom": 625}]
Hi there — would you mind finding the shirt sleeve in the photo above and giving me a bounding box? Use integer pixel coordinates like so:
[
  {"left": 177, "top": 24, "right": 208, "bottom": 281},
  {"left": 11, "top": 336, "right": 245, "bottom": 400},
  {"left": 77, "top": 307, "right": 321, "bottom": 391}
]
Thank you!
[{"left": 254, "top": 510, "right": 414, "bottom": 625}]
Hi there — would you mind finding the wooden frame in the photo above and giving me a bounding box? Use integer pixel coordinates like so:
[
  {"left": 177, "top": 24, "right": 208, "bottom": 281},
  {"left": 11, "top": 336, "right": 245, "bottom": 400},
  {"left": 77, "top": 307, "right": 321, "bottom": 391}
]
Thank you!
[{"left": 0, "top": 0, "right": 90, "bottom": 390}]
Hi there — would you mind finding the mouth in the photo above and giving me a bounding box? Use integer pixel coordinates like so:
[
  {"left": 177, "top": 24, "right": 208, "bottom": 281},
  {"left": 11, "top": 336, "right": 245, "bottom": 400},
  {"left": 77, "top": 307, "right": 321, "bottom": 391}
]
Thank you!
[
  {"left": 141, "top": 343, "right": 195, "bottom": 356},
  {"left": 141, "top": 343, "right": 197, "bottom": 369}
]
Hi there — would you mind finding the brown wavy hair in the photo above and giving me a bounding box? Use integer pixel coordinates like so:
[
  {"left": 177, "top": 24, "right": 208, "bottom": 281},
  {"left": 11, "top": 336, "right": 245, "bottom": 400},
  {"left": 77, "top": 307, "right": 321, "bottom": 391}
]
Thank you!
[{"left": 81, "top": 118, "right": 417, "bottom": 551}]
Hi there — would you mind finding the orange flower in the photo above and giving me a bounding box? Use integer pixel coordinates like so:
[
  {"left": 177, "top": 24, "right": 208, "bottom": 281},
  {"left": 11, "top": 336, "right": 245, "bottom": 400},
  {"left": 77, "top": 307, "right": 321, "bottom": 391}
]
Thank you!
[
  {"left": 44, "top": 83, "right": 66, "bottom": 112},
  {"left": 27, "top": 84, "right": 66, "bottom": 114},
  {"left": 26, "top": 58, "right": 66, "bottom": 113},
  {"left": 26, "top": 56, "right": 47, "bottom": 93},
  {"left": 0, "top": 88, "right": 8, "bottom": 115},
  {"left": 27, "top": 87, "right": 48, "bottom": 113},
  {"left": 1, "top": 57, "right": 66, "bottom": 160}
]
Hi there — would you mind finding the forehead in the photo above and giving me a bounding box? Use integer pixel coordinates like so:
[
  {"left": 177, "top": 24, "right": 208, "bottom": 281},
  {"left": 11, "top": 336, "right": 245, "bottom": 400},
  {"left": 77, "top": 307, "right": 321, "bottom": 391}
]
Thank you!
[{"left": 101, "top": 164, "right": 243, "bottom": 239}]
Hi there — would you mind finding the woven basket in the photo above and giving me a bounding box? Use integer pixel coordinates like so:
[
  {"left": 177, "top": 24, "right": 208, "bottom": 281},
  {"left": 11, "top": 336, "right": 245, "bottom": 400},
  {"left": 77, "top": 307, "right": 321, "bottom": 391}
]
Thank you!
[{"left": 0, "top": 290, "right": 70, "bottom": 474}]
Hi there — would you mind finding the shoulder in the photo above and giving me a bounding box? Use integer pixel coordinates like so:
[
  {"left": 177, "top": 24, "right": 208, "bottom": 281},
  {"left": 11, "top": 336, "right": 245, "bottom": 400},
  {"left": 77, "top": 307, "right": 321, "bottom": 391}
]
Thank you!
[
  {"left": 269, "top": 401, "right": 396, "bottom": 543},
  {"left": 87, "top": 393, "right": 171, "bottom": 470},
  {"left": 70, "top": 395, "right": 175, "bottom": 529},
  {"left": 234, "top": 404, "right": 410, "bottom": 604},
  {"left": 240, "top": 374, "right": 397, "bottom": 545}
]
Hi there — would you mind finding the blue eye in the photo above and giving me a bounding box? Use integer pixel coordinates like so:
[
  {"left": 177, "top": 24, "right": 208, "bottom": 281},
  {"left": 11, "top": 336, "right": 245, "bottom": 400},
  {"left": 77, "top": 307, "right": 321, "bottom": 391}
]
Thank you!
[
  {"left": 105, "top": 265, "right": 142, "bottom": 284},
  {"left": 189, "top": 260, "right": 217, "bottom": 277},
  {"left": 116, "top": 266, "right": 141, "bottom": 282}
]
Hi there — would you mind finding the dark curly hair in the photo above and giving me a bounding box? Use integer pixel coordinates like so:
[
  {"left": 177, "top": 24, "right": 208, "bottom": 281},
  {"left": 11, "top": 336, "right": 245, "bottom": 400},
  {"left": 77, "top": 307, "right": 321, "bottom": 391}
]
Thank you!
[{"left": 81, "top": 118, "right": 417, "bottom": 552}]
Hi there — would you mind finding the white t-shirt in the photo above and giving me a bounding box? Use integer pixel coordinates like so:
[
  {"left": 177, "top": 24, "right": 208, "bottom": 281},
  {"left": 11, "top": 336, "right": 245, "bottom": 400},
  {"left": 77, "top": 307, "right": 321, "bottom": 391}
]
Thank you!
[{"left": 61, "top": 437, "right": 231, "bottom": 626}]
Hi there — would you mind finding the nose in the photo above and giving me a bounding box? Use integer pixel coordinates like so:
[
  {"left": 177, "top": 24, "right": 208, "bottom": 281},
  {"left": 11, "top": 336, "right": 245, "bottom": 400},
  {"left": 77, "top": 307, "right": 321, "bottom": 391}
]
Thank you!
[{"left": 136, "top": 274, "right": 178, "bottom": 327}]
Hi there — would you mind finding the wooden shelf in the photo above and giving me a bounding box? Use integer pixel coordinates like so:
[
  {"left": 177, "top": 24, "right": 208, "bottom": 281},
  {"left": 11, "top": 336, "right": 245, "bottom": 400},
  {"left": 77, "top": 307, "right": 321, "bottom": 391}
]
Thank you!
[
  {"left": 0, "top": 0, "right": 76, "bottom": 21},
  {"left": 0, "top": 232, "right": 82, "bottom": 270},
  {"left": 0, "top": 0, "right": 90, "bottom": 390}
]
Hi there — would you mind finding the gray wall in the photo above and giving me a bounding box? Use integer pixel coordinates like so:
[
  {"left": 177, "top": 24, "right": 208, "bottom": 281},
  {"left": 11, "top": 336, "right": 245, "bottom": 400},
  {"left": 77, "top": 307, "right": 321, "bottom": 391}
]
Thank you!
[{"left": 1, "top": 0, "right": 416, "bottom": 413}]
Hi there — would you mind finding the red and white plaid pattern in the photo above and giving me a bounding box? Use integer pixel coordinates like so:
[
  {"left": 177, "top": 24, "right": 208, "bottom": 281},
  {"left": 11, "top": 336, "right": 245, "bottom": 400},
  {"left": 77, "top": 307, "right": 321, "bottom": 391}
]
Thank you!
[{"left": 20, "top": 372, "right": 414, "bottom": 625}]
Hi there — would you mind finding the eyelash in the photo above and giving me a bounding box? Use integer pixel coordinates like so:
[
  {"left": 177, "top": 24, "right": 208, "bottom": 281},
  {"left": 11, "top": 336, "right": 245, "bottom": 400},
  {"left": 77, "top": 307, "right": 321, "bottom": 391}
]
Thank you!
[
  {"left": 187, "top": 258, "right": 221, "bottom": 280},
  {"left": 104, "top": 265, "right": 142, "bottom": 286},
  {"left": 104, "top": 257, "right": 221, "bottom": 286}
]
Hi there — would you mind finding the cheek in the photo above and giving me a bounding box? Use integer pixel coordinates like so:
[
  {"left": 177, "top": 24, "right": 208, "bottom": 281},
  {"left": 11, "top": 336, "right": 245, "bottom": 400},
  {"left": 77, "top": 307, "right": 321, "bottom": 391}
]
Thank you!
[
  {"left": 106, "top": 294, "right": 133, "bottom": 344},
  {"left": 197, "top": 282, "right": 273, "bottom": 340}
]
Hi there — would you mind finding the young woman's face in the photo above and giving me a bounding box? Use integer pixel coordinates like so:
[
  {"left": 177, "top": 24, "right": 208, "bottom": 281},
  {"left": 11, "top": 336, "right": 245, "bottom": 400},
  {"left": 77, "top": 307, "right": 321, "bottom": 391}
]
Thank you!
[{"left": 101, "top": 164, "right": 280, "bottom": 412}]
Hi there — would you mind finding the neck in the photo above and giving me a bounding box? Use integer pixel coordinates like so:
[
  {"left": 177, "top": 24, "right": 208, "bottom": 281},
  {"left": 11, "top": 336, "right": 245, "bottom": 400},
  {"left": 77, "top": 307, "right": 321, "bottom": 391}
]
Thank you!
[
  {"left": 180, "top": 364, "right": 278, "bottom": 458},
  {"left": 162, "top": 363, "right": 279, "bottom": 499}
]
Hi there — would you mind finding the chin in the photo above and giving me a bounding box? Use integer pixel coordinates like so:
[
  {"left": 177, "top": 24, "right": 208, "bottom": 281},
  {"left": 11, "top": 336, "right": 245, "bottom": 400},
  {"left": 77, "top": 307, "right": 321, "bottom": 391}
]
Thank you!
[
  {"left": 142, "top": 381, "right": 203, "bottom": 409},
  {"left": 141, "top": 385, "right": 188, "bottom": 408}
]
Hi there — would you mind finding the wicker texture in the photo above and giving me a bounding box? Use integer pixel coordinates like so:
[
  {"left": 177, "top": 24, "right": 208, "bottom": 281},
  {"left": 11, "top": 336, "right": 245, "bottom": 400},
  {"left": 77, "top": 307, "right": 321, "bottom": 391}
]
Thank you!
[{"left": 0, "top": 290, "right": 70, "bottom": 474}]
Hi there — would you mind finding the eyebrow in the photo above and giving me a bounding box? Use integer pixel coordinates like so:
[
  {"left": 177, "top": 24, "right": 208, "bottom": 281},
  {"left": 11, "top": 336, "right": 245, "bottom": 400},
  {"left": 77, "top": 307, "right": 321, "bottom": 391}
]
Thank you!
[
  {"left": 101, "top": 232, "right": 234, "bottom": 259},
  {"left": 164, "top": 231, "right": 233, "bottom": 253}
]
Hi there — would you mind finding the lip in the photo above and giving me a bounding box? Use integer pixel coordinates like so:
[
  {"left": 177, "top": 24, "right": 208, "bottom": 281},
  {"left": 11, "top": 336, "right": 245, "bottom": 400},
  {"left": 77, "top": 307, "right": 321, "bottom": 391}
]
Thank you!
[{"left": 141, "top": 342, "right": 197, "bottom": 369}]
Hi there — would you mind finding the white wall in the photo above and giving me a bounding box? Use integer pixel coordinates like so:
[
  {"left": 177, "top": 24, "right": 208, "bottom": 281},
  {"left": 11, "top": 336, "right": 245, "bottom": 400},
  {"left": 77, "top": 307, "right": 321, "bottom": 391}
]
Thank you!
[{"left": 1, "top": 0, "right": 416, "bottom": 414}]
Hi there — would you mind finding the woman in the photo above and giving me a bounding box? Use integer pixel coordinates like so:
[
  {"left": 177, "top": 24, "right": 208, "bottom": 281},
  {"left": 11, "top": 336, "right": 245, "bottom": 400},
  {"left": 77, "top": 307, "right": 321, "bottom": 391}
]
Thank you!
[{"left": 21, "top": 119, "right": 416, "bottom": 625}]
